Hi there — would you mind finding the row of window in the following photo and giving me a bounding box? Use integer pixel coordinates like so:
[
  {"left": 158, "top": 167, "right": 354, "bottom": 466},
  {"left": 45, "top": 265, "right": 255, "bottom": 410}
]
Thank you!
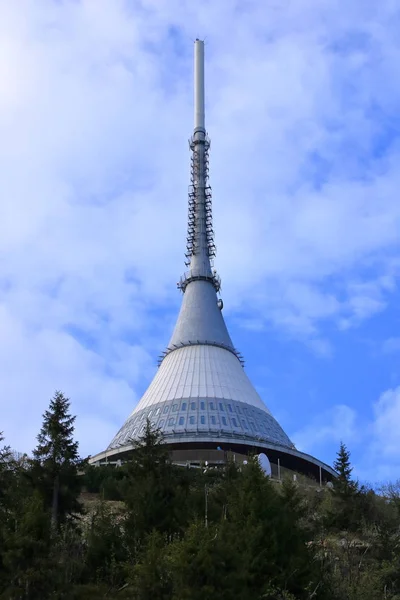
[
  {"left": 115, "top": 414, "right": 288, "bottom": 447},
  {"left": 163, "top": 415, "right": 236, "bottom": 427},
  {"left": 145, "top": 401, "right": 254, "bottom": 420},
  {"left": 127, "top": 415, "right": 262, "bottom": 433}
]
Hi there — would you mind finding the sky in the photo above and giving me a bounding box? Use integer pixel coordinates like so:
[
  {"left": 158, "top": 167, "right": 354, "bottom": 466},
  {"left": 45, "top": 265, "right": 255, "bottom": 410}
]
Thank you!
[{"left": 1, "top": 0, "right": 400, "bottom": 485}]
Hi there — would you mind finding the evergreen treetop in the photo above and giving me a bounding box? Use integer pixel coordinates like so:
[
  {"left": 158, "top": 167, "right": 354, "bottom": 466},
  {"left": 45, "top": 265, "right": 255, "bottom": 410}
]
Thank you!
[
  {"left": 30, "top": 391, "right": 84, "bottom": 530},
  {"left": 333, "top": 441, "right": 358, "bottom": 497},
  {"left": 33, "top": 390, "right": 80, "bottom": 468}
]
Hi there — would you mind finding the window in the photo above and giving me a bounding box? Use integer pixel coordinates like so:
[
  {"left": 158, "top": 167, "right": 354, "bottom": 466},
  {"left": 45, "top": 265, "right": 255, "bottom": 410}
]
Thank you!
[
  {"left": 155, "top": 408, "right": 160, "bottom": 415},
  {"left": 200, "top": 401, "right": 205, "bottom": 410},
  {"left": 200, "top": 416, "right": 205, "bottom": 425},
  {"left": 236, "top": 405, "right": 241, "bottom": 414},
  {"left": 210, "top": 402, "right": 215, "bottom": 410},
  {"left": 172, "top": 404, "right": 178, "bottom": 412},
  {"left": 189, "top": 416, "right": 195, "bottom": 425},
  {"left": 232, "top": 418, "right": 238, "bottom": 427},
  {"left": 242, "top": 420, "right": 248, "bottom": 430},
  {"left": 159, "top": 420, "right": 164, "bottom": 428},
  {"left": 222, "top": 417, "right": 227, "bottom": 426},
  {"left": 211, "top": 416, "right": 216, "bottom": 425},
  {"left": 168, "top": 418, "right": 175, "bottom": 426},
  {"left": 191, "top": 402, "right": 196, "bottom": 410},
  {"left": 219, "top": 403, "right": 224, "bottom": 412},
  {"left": 181, "top": 402, "right": 187, "bottom": 411},
  {"left": 178, "top": 417, "right": 184, "bottom": 425},
  {"left": 228, "top": 404, "right": 233, "bottom": 413},
  {"left": 148, "top": 410, "right": 153, "bottom": 418},
  {"left": 163, "top": 406, "right": 169, "bottom": 414},
  {"left": 250, "top": 422, "right": 255, "bottom": 431}
]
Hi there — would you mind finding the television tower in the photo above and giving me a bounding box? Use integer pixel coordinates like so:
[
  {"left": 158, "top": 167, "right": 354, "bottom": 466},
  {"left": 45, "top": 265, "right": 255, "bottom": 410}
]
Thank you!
[{"left": 90, "top": 40, "right": 334, "bottom": 482}]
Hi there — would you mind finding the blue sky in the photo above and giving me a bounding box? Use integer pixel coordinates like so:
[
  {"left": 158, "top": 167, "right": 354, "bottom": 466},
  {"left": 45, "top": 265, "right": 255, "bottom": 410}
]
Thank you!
[{"left": 1, "top": 0, "right": 400, "bottom": 484}]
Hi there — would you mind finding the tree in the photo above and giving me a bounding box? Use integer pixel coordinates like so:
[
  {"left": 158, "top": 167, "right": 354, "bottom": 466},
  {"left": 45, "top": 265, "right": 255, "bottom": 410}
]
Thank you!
[
  {"left": 83, "top": 500, "right": 127, "bottom": 589},
  {"left": 128, "top": 418, "right": 170, "bottom": 474},
  {"left": 30, "top": 391, "right": 84, "bottom": 531},
  {"left": 216, "top": 458, "right": 321, "bottom": 599},
  {"left": 0, "top": 491, "right": 56, "bottom": 599},
  {"left": 0, "top": 433, "right": 14, "bottom": 582},
  {"left": 0, "top": 433, "right": 13, "bottom": 513},
  {"left": 123, "top": 420, "right": 186, "bottom": 554},
  {"left": 333, "top": 442, "right": 358, "bottom": 498},
  {"left": 168, "top": 521, "right": 241, "bottom": 600},
  {"left": 128, "top": 530, "right": 172, "bottom": 600},
  {"left": 324, "top": 442, "right": 360, "bottom": 532}
]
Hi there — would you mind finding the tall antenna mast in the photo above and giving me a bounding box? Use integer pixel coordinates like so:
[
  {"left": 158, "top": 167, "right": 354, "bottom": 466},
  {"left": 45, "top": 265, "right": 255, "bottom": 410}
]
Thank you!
[
  {"left": 194, "top": 39, "right": 205, "bottom": 132},
  {"left": 178, "top": 39, "right": 220, "bottom": 293}
]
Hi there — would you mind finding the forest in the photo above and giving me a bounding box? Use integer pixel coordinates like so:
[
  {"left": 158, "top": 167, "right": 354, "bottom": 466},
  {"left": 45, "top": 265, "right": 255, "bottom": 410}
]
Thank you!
[{"left": 1, "top": 391, "right": 400, "bottom": 599}]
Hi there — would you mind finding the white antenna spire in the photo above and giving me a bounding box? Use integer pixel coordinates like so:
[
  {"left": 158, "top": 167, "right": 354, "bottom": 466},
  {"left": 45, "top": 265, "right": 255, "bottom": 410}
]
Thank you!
[
  {"left": 178, "top": 39, "right": 220, "bottom": 293},
  {"left": 194, "top": 39, "right": 205, "bottom": 132}
]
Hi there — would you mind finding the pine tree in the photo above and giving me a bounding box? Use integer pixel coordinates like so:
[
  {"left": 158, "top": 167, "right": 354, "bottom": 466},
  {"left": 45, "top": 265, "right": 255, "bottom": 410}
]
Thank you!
[
  {"left": 30, "top": 391, "right": 84, "bottom": 531},
  {"left": 123, "top": 420, "right": 182, "bottom": 552},
  {"left": 168, "top": 521, "right": 241, "bottom": 600},
  {"left": 129, "top": 530, "right": 172, "bottom": 600},
  {"left": 222, "top": 458, "right": 320, "bottom": 599},
  {"left": 324, "top": 442, "right": 360, "bottom": 532},
  {"left": 130, "top": 418, "right": 169, "bottom": 473},
  {"left": 333, "top": 442, "right": 358, "bottom": 498},
  {"left": 84, "top": 500, "right": 127, "bottom": 588},
  {"left": 0, "top": 433, "right": 13, "bottom": 581},
  {"left": 0, "top": 491, "right": 56, "bottom": 598},
  {"left": 0, "top": 433, "right": 13, "bottom": 511}
]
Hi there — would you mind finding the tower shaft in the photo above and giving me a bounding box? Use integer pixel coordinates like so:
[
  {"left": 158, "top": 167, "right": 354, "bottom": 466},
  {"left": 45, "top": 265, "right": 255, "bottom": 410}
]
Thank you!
[{"left": 182, "top": 40, "right": 218, "bottom": 291}]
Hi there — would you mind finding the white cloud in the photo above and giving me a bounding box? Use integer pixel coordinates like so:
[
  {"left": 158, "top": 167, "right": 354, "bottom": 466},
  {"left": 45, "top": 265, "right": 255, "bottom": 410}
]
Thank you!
[
  {"left": 372, "top": 387, "right": 400, "bottom": 461},
  {"left": 382, "top": 338, "right": 400, "bottom": 354},
  {"left": 292, "top": 404, "right": 358, "bottom": 454},
  {"left": 293, "top": 387, "right": 400, "bottom": 481},
  {"left": 1, "top": 0, "right": 400, "bottom": 458}
]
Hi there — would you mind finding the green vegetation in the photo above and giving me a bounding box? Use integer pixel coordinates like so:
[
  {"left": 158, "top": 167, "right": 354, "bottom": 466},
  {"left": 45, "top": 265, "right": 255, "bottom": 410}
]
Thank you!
[{"left": 1, "top": 393, "right": 400, "bottom": 599}]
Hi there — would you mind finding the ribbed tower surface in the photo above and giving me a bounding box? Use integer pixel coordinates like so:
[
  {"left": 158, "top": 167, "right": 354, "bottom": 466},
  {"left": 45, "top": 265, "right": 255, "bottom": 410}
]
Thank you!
[{"left": 90, "top": 41, "right": 335, "bottom": 482}]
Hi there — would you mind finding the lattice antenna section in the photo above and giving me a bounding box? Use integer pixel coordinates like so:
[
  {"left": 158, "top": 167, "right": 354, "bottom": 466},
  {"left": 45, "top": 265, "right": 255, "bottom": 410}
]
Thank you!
[
  {"left": 179, "top": 38, "right": 220, "bottom": 294},
  {"left": 185, "top": 133, "right": 216, "bottom": 267}
]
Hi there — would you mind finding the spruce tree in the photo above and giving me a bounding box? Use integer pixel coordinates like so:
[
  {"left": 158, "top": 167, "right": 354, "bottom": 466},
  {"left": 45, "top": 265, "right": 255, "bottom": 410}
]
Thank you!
[
  {"left": 30, "top": 391, "right": 84, "bottom": 531},
  {"left": 0, "top": 433, "right": 13, "bottom": 511},
  {"left": 0, "top": 433, "right": 12, "bottom": 579},
  {"left": 324, "top": 442, "right": 360, "bottom": 532},
  {"left": 129, "top": 530, "right": 173, "bottom": 600},
  {"left": 123, "top": 420, "right": 181, "bottom": 551},
  {"left": 333, "top": 442, "right": 358, "bottom": 498},
  {"left": 0, "top": 491, "right": 56, "bottom": 598}
]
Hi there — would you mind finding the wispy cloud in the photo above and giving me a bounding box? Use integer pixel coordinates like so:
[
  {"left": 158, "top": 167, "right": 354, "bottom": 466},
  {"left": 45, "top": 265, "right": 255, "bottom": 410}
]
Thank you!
[
  {"left": 293, "top": 386, "right": 400, "bottom": 480},
  {"left": 382, "top": 338, "right": 400, "bottom": 354},
  {"left": 372, "top": 387, "right": 400, "bottom": 461},
  {"left": 292, "top": 404, "right": 358, "bottom": 454}
]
